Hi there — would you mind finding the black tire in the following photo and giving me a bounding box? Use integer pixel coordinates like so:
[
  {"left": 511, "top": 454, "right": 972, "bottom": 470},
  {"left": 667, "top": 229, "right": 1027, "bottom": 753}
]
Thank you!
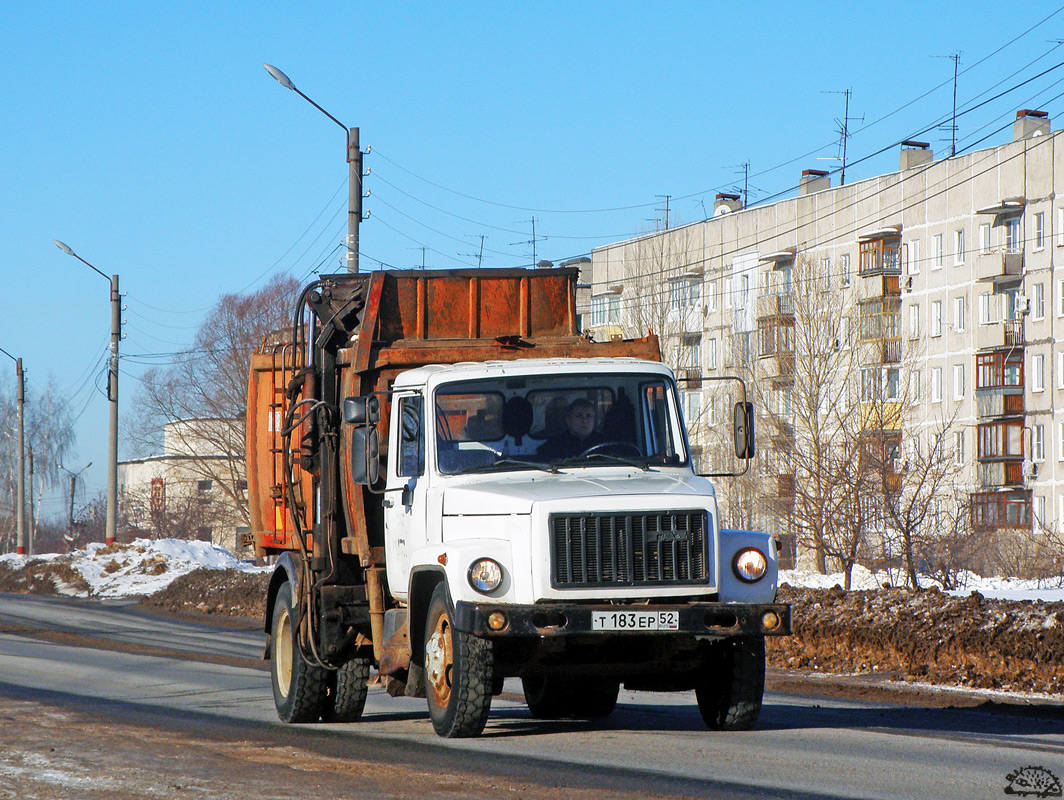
[
  {"left": 424, "top": 583, "right": 493, "bottom": 738},
  {"left": 522, "top": 676, "right": 619, "bottom": 719},
  {"left": 270, "top": 581, "right": 328, "bottom": 723},
  {"left": 695, "top": 636, "right": 765, "bottom": 731},
  {"left": 322, "top": 657, "right": 372, "bottom": 722}
]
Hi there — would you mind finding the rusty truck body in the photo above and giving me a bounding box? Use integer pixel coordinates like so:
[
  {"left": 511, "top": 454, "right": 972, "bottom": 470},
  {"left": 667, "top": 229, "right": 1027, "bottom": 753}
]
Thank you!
[{"left": 247, "top": 266, "right": 790, "bottom": 738}]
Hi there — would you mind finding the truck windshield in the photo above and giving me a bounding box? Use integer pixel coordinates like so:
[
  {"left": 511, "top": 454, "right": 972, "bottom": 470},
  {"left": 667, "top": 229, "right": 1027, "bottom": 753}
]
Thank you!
[{"left": 433, "top": 373, "right": 687, "bottom": 475}]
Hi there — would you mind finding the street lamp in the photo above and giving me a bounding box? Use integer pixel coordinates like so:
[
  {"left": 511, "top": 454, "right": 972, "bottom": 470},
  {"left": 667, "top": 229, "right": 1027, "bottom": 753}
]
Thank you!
[
  {"left": 53, "top": 240, "right": 120, "bottom": 546},
  {"left": 0, "top": 347, "right": 25, "bottom": 555},
  {"left": 264, "top": 62, "right": 363, "bottom": 273}
]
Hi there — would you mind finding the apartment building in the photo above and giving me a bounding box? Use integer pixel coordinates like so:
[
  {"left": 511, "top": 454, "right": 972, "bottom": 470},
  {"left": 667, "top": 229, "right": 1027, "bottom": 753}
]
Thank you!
[{"left": 588, "top": 109, "right": 1061, "bottom": 570}]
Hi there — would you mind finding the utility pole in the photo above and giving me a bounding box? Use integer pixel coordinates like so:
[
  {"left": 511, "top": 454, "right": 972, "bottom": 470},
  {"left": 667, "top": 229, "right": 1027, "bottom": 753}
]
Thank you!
[
  {"left": 0, "top": 348, "right": 25, "bottom": 555},
  {"left": 60, "top": 462, "right": 91, "bottom": 549},
  {"left": 27, "top": 447, "right": 34, "bottom": 556}
]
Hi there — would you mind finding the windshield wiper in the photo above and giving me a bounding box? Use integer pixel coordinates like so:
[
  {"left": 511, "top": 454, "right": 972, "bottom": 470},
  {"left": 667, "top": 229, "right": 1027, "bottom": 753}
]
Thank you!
[
  {"left": 551, "top": 452, "right": 651, "bottom": 471},
  {"left": 458, "top": 457, "right": 555, "bottom": 475}
]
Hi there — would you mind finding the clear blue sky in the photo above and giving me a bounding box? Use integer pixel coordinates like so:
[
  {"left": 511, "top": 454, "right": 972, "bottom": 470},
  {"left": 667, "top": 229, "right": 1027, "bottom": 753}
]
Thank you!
[{"left": 3, "top": 1, "right": 1063, "bottom": 517}]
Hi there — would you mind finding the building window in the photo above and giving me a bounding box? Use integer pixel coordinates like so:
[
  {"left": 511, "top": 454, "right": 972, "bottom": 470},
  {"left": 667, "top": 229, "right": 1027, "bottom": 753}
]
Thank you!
[
  {"left": 1034, "top": 424, "right": 1045, "bottom": 462},
  {"left": 724, "top": 277, "right": 733, "bottom": 309},
  {"left": 1059, "top": 351, "right": 1064, "bottom": 389},
  {"left": 976, "top": 351, "right": 1024, "bottom": 389},
  {"left": 1035, "top": 212, "right": 1045, "bottom": 249},
  {"left": 1005, "top": 218, "right": 1021, "bottom": 252},
  {"left": 930, "top": 300, "right": 943, "bottom": 336},
  {"left": 590, "top": 293, "right": 621, "bottom": 326},
  {"left": 1058, "top": 208, "right": 1064, "bottom": 247},
  {"left": 953, "top": 363, "right": 966, "bottom": 400},
  {"left": 707, "top": 338, "right": 718, "bottom": 370},
  {"left": 909, "top": 303, "right": 921, "bottom": 338},
  {"left": 955, "top": 431, "right": 965, "bottom": 465},
  {"left": 1035, "top": 496, "right": 1046, "bottom": 530},
  {"left": 681, "top": 334, "right": 701, "bottom": 371},
  {"left": 682, "top": 390, "right": 702, "bottom": 426},
  {"left": 1059, "top": 422, "right": 1064, "bottom": 461},
  {"left": 953, "top": 296, "right": 965, "bottom": 332},
  {"left": 197, "top": 479, "right": 212, "bottom": 492},
  {"left": 859, "top": 239, "right": 901, "bottom": 275},
  {"left": 670, "top": 277, "right": 701, "bottom": 309},
  {"left": 954, "top": 229, "right": 965, "bottom": 265},
  {"left": 907, "top": 240, "right": 920, "bottom": 274},
  {"left": 1034, "top": 354, "right": 1045, "bottom": 392},
  {"left": 197, "top": 526, "right": 212, "bottom": 542},
  {"left": 707, "top": 281, "right": 718, "bottom": 312},
  {"left": 839, "top": 253, "right": 851, "bottom": 286},
  {"left": 979, "top": 292, "right": 993, "bottom": 325},
  {"left": 931, "top": 366, "right": 943, "bottom": 402},
  {"left": 909, "top": 369, "right": 922, "bottom": 405},
  {"left": 1034, "top": 283, "right": 1045, "bottom": 320},
  {"left": 977, "top": 420, "right": 1024, "bottom": 458},
  {"left": 979, "top": 223, "right": 992, "bottom": 254},
  {"left": 932, "top": 234, "right": 944, "bottom": 268}
]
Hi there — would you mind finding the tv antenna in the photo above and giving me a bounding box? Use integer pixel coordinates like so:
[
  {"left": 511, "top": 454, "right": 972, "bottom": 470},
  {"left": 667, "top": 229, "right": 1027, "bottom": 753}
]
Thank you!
[
  {"left": 821, "top": 89, "right": 861, "bottom": 185},
  {"left": 933, "top": 53, "right": 960, "bottom": 156}
]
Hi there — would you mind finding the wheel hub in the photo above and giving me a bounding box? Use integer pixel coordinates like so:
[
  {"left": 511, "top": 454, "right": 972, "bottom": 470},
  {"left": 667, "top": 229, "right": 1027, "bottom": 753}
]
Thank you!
[{"left": 425, "top": 616, "right": 454, "bottom": 707}]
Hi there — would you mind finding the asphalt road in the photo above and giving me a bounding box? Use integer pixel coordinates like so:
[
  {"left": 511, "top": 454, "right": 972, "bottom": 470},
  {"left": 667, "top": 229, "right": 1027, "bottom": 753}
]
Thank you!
[{"left": 0, "top": 593, "right": 1061, "bottom": 800}]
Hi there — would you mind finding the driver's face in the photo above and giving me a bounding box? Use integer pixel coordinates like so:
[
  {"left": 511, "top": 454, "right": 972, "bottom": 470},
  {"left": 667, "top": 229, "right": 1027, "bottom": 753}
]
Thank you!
[{"left": 567, "top": 406, "right": 596, "bottom": 439}]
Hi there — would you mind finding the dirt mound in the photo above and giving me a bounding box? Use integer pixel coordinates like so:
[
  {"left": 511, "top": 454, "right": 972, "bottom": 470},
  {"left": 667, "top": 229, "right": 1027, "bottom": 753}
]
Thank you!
[
  {"left": 0, "top": 560, "right": 91, "bottom": 596},
  {"left": 769, "top": 585, "right": 1064, "bottom": 694},
  {"left": 140, "top": 568, "right": 270, "bottom": 618}
]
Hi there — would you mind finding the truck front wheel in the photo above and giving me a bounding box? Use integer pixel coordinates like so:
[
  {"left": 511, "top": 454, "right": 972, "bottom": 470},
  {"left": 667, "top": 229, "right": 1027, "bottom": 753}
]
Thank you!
[
  {"left": 270, "top": 581, "right": 328, "bottom": 723},
  {"left": 424, "top": 584, "right": 493, "bottom": 738},
  {"left": 695, "top": 635, "right": 766, "bottom": 731},
  {"left": 522, "top": 676, "right": 619, "bottom": 719}
]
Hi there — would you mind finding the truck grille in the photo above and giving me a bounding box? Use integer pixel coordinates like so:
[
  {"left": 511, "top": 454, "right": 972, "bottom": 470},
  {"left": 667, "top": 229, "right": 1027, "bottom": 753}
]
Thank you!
[{"left": 549, "top": 511, "right": 711, "bottom": 588}]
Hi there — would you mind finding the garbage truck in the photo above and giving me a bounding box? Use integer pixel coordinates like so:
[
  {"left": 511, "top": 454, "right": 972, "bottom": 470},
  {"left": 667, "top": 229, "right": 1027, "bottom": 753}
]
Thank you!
[{"left": 246, "top": 266, "right": 790, "bottom": 738}]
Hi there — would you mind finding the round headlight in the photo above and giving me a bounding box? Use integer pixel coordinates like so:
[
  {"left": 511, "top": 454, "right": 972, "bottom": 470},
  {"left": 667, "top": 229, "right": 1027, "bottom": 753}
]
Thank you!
[
  {"left": 468, "top": 558, "right": 504, "bottom": 593},
  {"left": 733, "top": 548, "right": 768, "bottom": 583}
]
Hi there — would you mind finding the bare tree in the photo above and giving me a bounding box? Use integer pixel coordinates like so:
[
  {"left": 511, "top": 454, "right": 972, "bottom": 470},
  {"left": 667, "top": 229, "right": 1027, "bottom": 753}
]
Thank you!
[
  {"left": 0, "top": 374, "right": 76, "bottom": 551},
  {"left": 128, "top": 274, "right": 300, "bottom": 528}
]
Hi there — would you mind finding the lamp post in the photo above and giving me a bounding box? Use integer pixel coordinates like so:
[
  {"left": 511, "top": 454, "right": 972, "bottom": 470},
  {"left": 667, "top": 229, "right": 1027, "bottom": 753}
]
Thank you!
[
  {"left": 53, "top": 240, "right": 120, "bottom": 546},
  {"left": 264, "top": 63, "right": 362, "bottom": 273},
  {"left": 0, "top": 347, "right": 25, "bottom": 555}
]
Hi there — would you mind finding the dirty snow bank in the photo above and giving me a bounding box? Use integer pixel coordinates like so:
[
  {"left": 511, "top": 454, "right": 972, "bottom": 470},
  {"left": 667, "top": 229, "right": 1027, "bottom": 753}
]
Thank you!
[{"left": 0, "top": 539, "right": 267, "bottom": 599}]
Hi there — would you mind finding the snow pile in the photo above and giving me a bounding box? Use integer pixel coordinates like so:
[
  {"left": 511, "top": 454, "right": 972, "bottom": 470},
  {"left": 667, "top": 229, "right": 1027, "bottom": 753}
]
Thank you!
[
  {"left": 0, "top": 539, "right": 267, "bottom": 599},
  {"left": 780, "top": 566, "right": 1064, "bottom": 602}
]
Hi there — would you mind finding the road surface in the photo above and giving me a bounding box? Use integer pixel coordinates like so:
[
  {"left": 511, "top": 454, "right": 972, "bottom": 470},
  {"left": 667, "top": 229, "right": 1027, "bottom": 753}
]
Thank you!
[{"left": 0, "top": 593, "right": 1061, "bottom": 799}]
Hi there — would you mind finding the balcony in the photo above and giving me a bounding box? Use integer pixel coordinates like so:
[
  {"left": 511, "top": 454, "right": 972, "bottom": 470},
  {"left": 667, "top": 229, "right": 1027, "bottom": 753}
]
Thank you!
[
  {"left": 858, "top": 237, "right": 902, "bottom": 277},
  {"left": 977, "top": 250, "right": 1024, "bottom": 290},
  {"left": 970, "top": 489, "right": 1031, "bottom": 532},
  {"left": 760, "top": 352, "right": 795, "bottom": 382},
  {"left": 975, "top": 389, "right": 1024, "bottom": 419},
  {"left": 756, "top": 292, "right": 794, "bottom": 319},
  {"left": 977, "top": 462, "right": 1025, "bottom": 489}
]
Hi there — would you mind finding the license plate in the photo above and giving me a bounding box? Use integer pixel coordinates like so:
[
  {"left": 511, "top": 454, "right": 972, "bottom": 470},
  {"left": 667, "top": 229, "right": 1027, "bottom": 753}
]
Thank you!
[{"left": 590, "top": 610, "right": 680, "bottom": 631}]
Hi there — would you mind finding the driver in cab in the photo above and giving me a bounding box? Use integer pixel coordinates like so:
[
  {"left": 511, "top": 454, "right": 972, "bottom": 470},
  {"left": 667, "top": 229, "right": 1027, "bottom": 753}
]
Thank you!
[{"left": 537, "top": 398, "right": 600, "bottom": 460}]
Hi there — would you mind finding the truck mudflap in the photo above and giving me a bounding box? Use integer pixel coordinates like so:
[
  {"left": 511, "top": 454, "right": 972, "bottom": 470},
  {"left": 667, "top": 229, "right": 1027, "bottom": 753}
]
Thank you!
[{"left": 453, "top": 601, "right": 791, "bottom": 639}]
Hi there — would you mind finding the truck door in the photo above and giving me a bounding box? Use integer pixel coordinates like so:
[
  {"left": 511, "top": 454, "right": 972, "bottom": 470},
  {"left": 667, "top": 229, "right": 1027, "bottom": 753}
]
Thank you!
[{"left": 384, "top": 393, "right": 427, "bottom": 598}]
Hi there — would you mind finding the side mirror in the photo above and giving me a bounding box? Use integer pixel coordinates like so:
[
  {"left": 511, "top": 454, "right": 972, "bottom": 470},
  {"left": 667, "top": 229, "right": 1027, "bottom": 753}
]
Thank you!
[
  {"left": 733, "top": 401, "right": 755, "bottom": 460},
  {"left": 345, "top": 395, "right": 381, "bottom": 485},
  {"left": 343, "top": 395, "right": 380, "bottom": 425}
]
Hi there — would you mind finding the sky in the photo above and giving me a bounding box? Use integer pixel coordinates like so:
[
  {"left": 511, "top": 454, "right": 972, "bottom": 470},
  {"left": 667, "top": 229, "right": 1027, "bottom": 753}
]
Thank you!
[{"left": 3, "top": 1, "right": 1064, "bottom": 518}]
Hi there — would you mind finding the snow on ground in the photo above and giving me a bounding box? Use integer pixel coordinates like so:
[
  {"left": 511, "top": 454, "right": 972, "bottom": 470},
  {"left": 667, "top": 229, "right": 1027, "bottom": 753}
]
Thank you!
[
  {"left": 0, "top": 539, "right": 268, "bottom": 599},
  {"left": 781, "top": 565, "right": 1064, "bottom": 602}
]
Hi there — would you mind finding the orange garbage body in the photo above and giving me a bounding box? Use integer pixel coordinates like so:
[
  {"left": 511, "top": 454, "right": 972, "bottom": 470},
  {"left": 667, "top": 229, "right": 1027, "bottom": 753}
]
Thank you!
[{"left": 245, "top": 267, "right": 659, "bottom": 558}]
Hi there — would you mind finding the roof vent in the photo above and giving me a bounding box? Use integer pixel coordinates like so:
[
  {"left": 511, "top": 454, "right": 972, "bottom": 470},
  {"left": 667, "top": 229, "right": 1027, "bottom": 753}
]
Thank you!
[
  {"left": 900, "top": 140, "right": 933, "bottom": 170},
  {"left": 1014, "top": 109, "right": 1050, "bottom": 141},
  {"left": 799, "top": 169, "right": 830, "bottom": 196},
  {"left": 713, "top": 192, "right": 742, "bottom": 216}
]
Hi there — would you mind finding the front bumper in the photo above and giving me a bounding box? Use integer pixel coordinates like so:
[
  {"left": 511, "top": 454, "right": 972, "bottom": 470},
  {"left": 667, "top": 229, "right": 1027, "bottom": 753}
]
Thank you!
[{"left": 453, "top": 600, "right": 791, "bottom": 639}]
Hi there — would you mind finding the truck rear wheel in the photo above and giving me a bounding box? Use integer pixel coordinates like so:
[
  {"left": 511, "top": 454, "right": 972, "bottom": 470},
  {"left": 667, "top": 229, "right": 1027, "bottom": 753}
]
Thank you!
[
  {"left": 322, "top": 657, "right": 371, "bottom": 722},
  {"left": 522, "top": 676, "right": 619, "bottom": 719},
  {"left": 695, "top": 635, "right": 765, "bottom": 731},
  {"left": 271, "top": 581, "right": 328, "bottom": 723},
  {"left": 424, "top": 584, "right": 493, "bottom": 738}
]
